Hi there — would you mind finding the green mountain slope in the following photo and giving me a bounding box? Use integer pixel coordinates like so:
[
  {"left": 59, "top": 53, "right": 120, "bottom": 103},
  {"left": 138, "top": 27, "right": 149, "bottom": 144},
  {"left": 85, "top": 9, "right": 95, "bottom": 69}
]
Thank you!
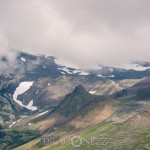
[{"left": 14, "top": 84, "right": 150, "bottom": 150}]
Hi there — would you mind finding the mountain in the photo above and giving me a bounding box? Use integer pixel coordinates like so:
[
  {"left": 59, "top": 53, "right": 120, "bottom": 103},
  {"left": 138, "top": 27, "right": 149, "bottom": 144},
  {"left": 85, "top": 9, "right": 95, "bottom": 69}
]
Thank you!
[
  {"left": 14, "top": 83, "right": 150, "bottom": 150},
  {"left": 0, "top": 51, "right": 148, "bottom": 127},
  {"left": 115, "top": 76, "right": 150, "bottom": 99},
  {"left": 0, "top": 51, "right": 150, "bottom": 149},
  {"left": 0, "top": 85, "right": 105, "bottom": 150},
  {"left": 55, "top": 84, "right": 103, "bottom": 117},
  {"left": 1, "top": 51, "right": 150, "bottom": 79}
]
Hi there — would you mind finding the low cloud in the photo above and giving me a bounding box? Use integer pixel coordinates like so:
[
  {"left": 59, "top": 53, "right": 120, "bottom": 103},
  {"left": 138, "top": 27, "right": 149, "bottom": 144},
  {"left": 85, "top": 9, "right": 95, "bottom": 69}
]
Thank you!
[{"left": 0, "top": 0, "right": 150, "bottom": 68}]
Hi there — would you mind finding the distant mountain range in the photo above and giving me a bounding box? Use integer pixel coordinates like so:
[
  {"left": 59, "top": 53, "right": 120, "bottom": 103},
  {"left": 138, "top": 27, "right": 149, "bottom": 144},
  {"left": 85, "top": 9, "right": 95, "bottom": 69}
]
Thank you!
[
  {"left": 0, "top": 51, "right": 150, "bottom": 150},
  {"left": 1, "top": 51, "right": 150, "bottom": 79}
]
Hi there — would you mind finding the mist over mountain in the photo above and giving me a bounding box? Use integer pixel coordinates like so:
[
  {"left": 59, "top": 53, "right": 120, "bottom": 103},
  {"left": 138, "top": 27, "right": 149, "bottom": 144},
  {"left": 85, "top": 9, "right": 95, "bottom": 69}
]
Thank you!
[
  {"left": 0, "top": 0, "right": 150, "bottom": 67},
  {"left": 0, "top": 1, "right": 150, "bottom": 150}
]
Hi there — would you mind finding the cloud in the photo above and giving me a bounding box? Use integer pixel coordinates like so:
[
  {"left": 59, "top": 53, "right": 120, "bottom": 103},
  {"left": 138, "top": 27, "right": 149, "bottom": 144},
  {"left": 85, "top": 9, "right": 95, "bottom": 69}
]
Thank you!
[{"left": 0, "top": 0, "right": 150, "bottom": 68}]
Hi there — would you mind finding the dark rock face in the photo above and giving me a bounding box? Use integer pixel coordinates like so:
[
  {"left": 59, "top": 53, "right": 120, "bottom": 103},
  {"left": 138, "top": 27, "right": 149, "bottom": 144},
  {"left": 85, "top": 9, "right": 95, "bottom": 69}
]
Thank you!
[{"left": 56, "top": 84, "right": 102, "bottom": 117}]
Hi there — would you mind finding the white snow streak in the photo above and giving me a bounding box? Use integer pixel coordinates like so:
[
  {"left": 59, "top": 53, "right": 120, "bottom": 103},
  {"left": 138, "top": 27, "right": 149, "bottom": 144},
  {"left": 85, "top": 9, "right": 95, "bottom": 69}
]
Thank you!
[
  {"left": 37, "top": 110, "right": 49, "bottom": 116},
  {"left": 21, "top": 57, "right": 26, "bottom": 62},
  {"left": 13, "top": 81, "right": 37, "bottom": 111},
  {"left": 89, "top": 90, "right": 96, "bottom": 94}
]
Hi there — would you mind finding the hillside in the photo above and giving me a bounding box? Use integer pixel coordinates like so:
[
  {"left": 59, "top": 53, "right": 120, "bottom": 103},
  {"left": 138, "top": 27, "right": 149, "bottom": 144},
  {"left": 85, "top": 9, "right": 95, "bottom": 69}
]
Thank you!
[
  {"left": 14, "top": 83, "right": 150, "bottom": 150},
  {"left": 0, "top": 52, "right": 150, "bottom": 150}
]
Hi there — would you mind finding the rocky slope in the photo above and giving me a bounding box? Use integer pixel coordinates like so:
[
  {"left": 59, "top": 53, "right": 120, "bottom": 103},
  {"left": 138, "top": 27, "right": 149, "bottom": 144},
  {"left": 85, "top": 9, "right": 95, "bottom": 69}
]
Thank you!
[
  {"left": 0, "top": 51, "right": 150, "bottom": 149},
  {"left": 14, "top": 84, "right": 150, "bottom": 150}
]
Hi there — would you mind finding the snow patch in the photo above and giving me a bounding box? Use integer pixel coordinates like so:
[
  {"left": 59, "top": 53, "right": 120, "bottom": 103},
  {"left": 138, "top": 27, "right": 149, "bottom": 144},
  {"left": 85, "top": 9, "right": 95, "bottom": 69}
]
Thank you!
[
  {"left": 37, "top": 110, "right": 49, "bottom": 116},
  {"left": 61, "top": 72, "right": 66, "bottom": 75},
  {"left": 28, "top": 123, "right": 32, "bottom": 126},
  {"left": 97, "top": 75, "right": 105, "bottom": 78},
  {"left": 21, "top": 57, "right": 26, "bottom": 62},
  {"left": 9, "top": 121, "right": 16, "bottom": 128},
  {"left": 13, "top": 81, "right": 37, "bottom": 111},
  {"left": 78, "top": 71, "right": 89, "bottom": 76},
  {"left": 58, "top": 68, "right": 72, "bottom": 74},
  {"left": 72, "top": 70, "right": 89, "bottom": 75},
  {"left": 26, "top": 100, "right": 37, "bottom": 111},
  {"left": 108, "top": 75, "right": 115, "bottom": 78},
  {"left": 89, "top": 90, "right": 96, "bottom": 94},
  {"left": 58, "top": 67, "right": 89, "bottom": 75}
]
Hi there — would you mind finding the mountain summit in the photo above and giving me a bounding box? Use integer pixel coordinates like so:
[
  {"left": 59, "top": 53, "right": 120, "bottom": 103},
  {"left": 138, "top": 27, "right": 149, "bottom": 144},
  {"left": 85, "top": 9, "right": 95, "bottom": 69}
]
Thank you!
[
  {"left": 72, "top": 84, "right": 87, "bottom": 95},
  {"left": 56, "top": 84, "right": 102, "bottom": 117}
]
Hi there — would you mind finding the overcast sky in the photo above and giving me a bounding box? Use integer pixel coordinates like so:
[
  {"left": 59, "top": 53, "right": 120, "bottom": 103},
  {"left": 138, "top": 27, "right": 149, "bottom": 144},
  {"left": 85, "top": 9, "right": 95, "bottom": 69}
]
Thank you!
[{"left": 0, "top": 0, "right": 150, "bottom": 68}]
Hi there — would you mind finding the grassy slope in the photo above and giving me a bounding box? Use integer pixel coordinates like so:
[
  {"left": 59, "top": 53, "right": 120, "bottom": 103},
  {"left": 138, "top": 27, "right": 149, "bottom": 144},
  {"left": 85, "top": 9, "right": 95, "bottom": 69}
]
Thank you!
[
  {"left": 14, "top": 85, "right": 150, "bottom": 150},
  {"left": 46, "top": 99, "right": 150, "bottom": 150},
  {"left": 47, "top": 121, "right": 150, "bottom": 150},
  {"left": 16, "top": 98, "right": 150, "bottom": 150},
  {"left": 14, "top": 99, "right": 116, "bottom": 150}
]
